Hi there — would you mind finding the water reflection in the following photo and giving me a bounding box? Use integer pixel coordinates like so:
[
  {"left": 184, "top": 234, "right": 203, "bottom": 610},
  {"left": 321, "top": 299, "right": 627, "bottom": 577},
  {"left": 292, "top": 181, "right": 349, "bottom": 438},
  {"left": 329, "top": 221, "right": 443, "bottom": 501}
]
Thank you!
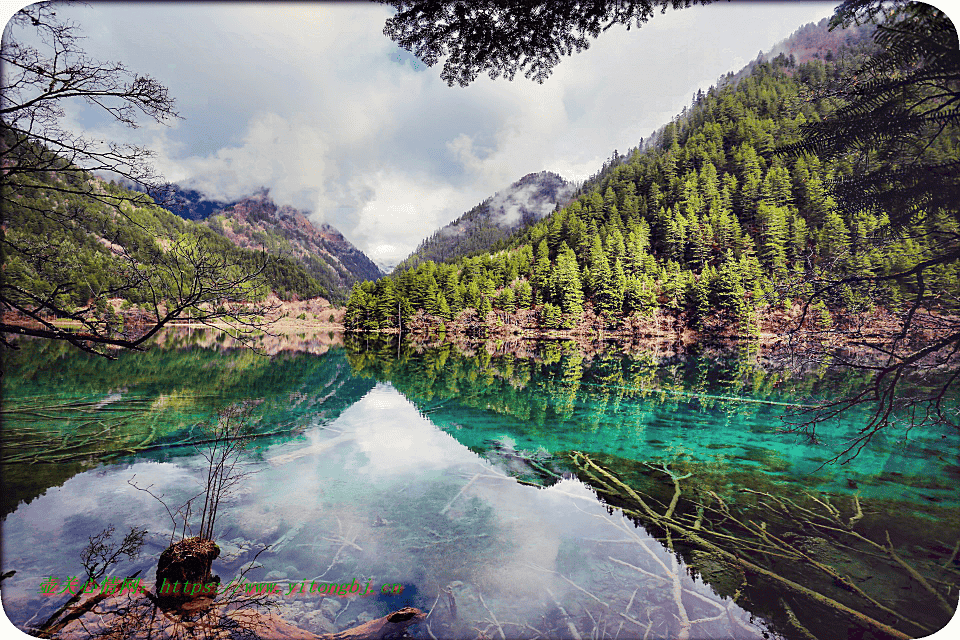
[
  {"left": 2, "top": 381, "right": 768, "bottom": 639},
  {"left": 2, "top": 332, "right": 958, "bottom": 640},
  {"left": 0, "top": 333, "right": 373, "bottom": 516},
  {"left": 345, "top": 337, "right": 960, "bottom": 510},
  {"left": 344, "top": 336, "right": 960, "bottom": 639}
]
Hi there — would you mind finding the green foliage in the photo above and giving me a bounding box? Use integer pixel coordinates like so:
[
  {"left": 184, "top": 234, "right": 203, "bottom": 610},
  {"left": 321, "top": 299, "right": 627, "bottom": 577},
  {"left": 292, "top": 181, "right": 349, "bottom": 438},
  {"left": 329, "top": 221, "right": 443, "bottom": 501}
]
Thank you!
[
  {"left": 382, "top": 0, "right": 714, "bottom": 87},
  {"left": 346, "top": 15, "right": 958, "bottom": 337},
  {"left": 791, "top": 3, "right": 960, "bottom": 227},
  {"left": 542, "top": 303, "right": 563, "bottom": 329},
  {"left": 3, "top": 167, "right": 327, "bottom": 323}
]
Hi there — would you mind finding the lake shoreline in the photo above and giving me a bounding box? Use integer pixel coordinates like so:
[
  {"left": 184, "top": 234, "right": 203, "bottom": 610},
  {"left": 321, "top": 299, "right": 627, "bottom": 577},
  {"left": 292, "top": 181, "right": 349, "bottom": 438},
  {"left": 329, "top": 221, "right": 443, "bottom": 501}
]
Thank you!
[
  {"left": 3, "top": 297, "right": 947, "bottom": 365},
  {"left": 336, "top": 302, "right": 930, "bottom": 362}
]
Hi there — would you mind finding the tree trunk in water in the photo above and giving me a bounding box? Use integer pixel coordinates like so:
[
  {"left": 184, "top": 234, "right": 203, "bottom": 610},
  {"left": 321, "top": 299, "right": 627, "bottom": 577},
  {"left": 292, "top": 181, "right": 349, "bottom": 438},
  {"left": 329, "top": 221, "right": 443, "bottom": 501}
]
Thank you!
[
  {"left": 320, "top": 607, "right": 425, "bottom": 640},
  {"left": 154, "top": 537, "right": 220, "bottom": 610}
]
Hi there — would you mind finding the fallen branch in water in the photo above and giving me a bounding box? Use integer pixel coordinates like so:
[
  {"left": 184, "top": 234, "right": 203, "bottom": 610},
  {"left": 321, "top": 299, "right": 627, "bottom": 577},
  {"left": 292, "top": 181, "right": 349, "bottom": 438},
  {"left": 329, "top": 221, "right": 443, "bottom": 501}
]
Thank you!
[
  {"left": 319, "top": 607, "right": 425, "bottom": 640},
  {"left": 475, "top": 587, "right": 505, "bottom": 640},
  {"left": 544, "top": 586, "right": 582, "bottom": 640},
  {"left": 522, "top": 561, "right": 610, "bottom": 609},
  {"left": 571, "top": 451, "right": 927, "bottom": 640}
]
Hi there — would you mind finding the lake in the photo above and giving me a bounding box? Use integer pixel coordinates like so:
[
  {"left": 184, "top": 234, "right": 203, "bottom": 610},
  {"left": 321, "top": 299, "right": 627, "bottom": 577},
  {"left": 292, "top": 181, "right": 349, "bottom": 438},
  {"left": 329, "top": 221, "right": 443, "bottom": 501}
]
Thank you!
[{"left": 2, "top": 330, "right": 958, "bottom": 639}]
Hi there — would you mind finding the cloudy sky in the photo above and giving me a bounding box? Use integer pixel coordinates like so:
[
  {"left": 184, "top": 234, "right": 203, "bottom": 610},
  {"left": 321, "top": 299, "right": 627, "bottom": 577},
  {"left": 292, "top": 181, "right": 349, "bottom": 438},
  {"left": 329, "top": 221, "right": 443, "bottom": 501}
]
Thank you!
[{"left": 5, "top": 1, "right": 849, "bottom": 269}]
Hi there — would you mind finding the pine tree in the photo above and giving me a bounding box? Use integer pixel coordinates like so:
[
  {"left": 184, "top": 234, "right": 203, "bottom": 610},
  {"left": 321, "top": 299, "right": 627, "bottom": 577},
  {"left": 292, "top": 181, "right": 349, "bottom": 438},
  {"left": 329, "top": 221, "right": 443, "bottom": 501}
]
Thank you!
[
  {"left": 757, "top": 202, "right": 788, "bottom": 275},
  {"left": 498, "top": 286, "right": 517, "bottom": 313},
  {"left": 436, "top": 291, "right": 452, "bottom": 320},
  {"left": 819, "top": 210, "right": 850, "bottom": 262},
  {"left": 479, "top": 295, "right": 493, "bottom": 318},
  {"left": 788, "top": 213, "right": 808, "bottom": 261},
  {"left": 465, "top": 280, "right": 482, "bottom": 310},
  {"left": 344, "top": 283, "right": 369, "bottom": 329},
  {"left": 691, "top": 269, "right": 711, "bottom": 329},
  {"left": 532, "top": 239, "right": 552, "bottom": 304},
  {"left": 713, "top": 251, "right": 746, "bottom": 319},
  {"left": 515, "top": 280, "right": 533, "bottom": 308},
  {"left": 375, "top": 278, "right": 400, "bottom": 327},
  {"left": 602, "top": 186, "right": 619, "bottom": 221},
  {"left": 611, "top": 258, "right": 627, "bottom": 314},
  {"left": 542, "top": 303, "right": 562, "bottom": 329},
  {"left": 760, "top": 162, "right": 793, "bottom": 207},
  {"left": 442, "top": 275, "right": 463, "bottom": 316},
  {"left": 588, "top": 235, "right": 614, "bottom": 313},
  {"left": 551, "top": 243, "right": 584, "bottom": 322}
]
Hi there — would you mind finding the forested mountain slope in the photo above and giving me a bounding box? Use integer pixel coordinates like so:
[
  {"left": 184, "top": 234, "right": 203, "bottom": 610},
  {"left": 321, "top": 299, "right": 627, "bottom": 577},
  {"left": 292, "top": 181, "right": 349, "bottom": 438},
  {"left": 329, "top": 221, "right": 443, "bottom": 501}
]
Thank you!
[
  {"left": 344, "top": 17, "right": 958, "bottom": 337},
  {"left": 3, "top": 166, "right": 331, "bottom": 319},
  {"left": 203, "top": 190, "right": 383, "bottom": 303},
  {"left": 771, "top": 15, "right": 876, "bottom": 65},
  {"left": 394, "top": 171, "right": 574, "bottom": 273},
  {"left": 158, "top": 184, "right": 383, "bottom": 302}
]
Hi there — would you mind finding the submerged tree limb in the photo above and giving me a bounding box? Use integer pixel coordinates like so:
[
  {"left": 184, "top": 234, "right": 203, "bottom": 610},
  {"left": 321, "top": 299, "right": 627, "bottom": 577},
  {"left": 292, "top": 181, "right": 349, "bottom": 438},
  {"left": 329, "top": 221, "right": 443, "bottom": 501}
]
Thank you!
[
  {"left": 884, "top": 530, "right": 956, "bottom": 617},
  {"left": 572, "top": 452, "right": 917, "bottom": 640},
  {"left": 544, "top": 586, "right": 583, "bottom": 640}
]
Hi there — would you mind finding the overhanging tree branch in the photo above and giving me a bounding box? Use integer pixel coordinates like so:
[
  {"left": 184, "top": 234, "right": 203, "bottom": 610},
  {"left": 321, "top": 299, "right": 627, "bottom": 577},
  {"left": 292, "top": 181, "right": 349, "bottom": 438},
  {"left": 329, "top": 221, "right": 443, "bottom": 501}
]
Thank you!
[
  {"left": 2, "top": 2, "right": 280, "bottom": 356},
  {"left": 379, "top": 0, "right": 713, "bottom": 87},
  {"left": 774, "top": 1, "right": 960, "bottom": 457}
]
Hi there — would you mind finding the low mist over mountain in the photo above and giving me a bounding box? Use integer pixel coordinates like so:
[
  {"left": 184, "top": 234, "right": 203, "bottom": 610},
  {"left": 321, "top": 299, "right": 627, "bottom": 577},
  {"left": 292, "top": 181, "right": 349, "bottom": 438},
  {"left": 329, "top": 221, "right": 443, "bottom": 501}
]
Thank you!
[{"left": 395, "top": 171, "right": 574, "bottom": 273}]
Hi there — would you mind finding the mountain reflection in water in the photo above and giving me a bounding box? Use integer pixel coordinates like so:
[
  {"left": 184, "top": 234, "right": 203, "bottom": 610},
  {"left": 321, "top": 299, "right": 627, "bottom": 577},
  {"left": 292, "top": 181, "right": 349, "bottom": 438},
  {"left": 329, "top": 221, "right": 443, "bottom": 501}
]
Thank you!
[{"left": 1, "top": 331, "right": 957, "bottom": 639}]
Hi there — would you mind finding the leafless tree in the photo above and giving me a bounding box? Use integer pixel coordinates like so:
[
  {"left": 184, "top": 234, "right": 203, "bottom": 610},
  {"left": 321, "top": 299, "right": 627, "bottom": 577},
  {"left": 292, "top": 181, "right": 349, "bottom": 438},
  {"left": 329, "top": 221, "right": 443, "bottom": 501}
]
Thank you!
[
  {"left": 1, "top": 2, "right": 279, "bottom": 357},
  {"left": 128, "top": 402, "right": 259, "bottom": 544},
  {"left": 34, "top": 525, "right": 147, "bottom": 638},
  {"left": 1, "top": 2, "right": 175, "bottom": 200},
  {"left": 195, "top": 403, "right": 258, "bottom": 542}
]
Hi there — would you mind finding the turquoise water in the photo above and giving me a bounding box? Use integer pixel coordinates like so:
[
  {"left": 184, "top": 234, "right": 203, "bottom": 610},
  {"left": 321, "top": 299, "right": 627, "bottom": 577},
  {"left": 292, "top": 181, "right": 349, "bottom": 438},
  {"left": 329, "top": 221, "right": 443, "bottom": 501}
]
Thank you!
[{"left": 1, "top": 333, "right": 957, "bottom": 639}]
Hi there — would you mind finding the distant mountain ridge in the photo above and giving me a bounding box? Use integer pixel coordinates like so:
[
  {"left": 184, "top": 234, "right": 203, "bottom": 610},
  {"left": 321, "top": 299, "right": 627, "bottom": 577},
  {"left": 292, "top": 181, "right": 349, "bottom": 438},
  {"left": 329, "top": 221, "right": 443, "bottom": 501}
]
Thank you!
[
  {"left": 345, "top": 13, "right": 938, "bottom": 340},
  {"left": 395, "top": 171, "right": 574, "bottom": 272},
  {"left": 202, "top": 189, "right": 383, "bottom": 301},
  {"left": 163, "top": 185, "right": 234, "bottom": 221},
  {"left": 770, "top": 16, "right": 876, "bottom": 66}
]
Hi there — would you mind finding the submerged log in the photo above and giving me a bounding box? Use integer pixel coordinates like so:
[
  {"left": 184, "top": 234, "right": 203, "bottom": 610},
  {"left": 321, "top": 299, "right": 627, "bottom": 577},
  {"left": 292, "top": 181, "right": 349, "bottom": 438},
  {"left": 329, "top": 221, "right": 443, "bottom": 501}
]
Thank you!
[
  {"left": 228, "top": 607, "right": 426, "bottom": 640},
  {"left": 319, "top": 607, "right": 426, "bottom": 640},
  {"left": 210, "top": 607, "right": 424, "bottom": 640}
]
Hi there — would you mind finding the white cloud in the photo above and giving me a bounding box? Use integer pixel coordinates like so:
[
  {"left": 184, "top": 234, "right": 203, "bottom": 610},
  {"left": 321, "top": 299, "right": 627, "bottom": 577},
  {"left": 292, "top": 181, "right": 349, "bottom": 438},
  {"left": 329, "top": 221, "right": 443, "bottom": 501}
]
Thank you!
[
  {"left": 351, "top": 169, "right": 483, "bottom": 268},
  {"left": 153, "top": 112, "right": 335, "bottom": 213},
  {"left": 21, "top": 1, "right": 840, "bottom": 262}
]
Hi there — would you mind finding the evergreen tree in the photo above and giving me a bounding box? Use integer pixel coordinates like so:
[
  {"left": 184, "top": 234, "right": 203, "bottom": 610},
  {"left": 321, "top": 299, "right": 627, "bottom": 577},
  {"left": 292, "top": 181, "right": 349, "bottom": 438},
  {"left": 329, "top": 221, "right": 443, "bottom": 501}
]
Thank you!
[
  {"left": 713, "top": 251, "right": 746, "bottom": 320},
  {"left": 691, "top": 269, "right": 711, "bottom": 329},
  {"left": 588, "top": 235, "right": 614, "bottom": 313},
  {"left": 465, "top": 280, "right": 482, "bottom": 310},
  {"left": 498, "top": 286, "right": 517, "bottom": 313},
  {"left": 436, "top": 291, "right": 452, "bottom": 320},
  {"left": 515, "top": 280, "right": 533, "bottom": 308},
  {"left": 542, "top": 303, "right": 562, "bottom": 329},
  {"left": 344, "top": 282, "right": 369, "bottom": 329},
  {"left": 551, "top": 243, "right": 584, "bottom": 322},
  {"left": 375, "top": 278, "right": 400, "bottom": 327},
  {"left": 819, "top": 210, "right": 851, "bottom": 262},
  {"left": 532, "top": 240, "right": 552, "bottom": 304},
  {"left": 757, "top": 202, "right": 788, "bottom": 275},
  {"left": 611, "top": 258, "right": 627, "bottom": 314}
]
